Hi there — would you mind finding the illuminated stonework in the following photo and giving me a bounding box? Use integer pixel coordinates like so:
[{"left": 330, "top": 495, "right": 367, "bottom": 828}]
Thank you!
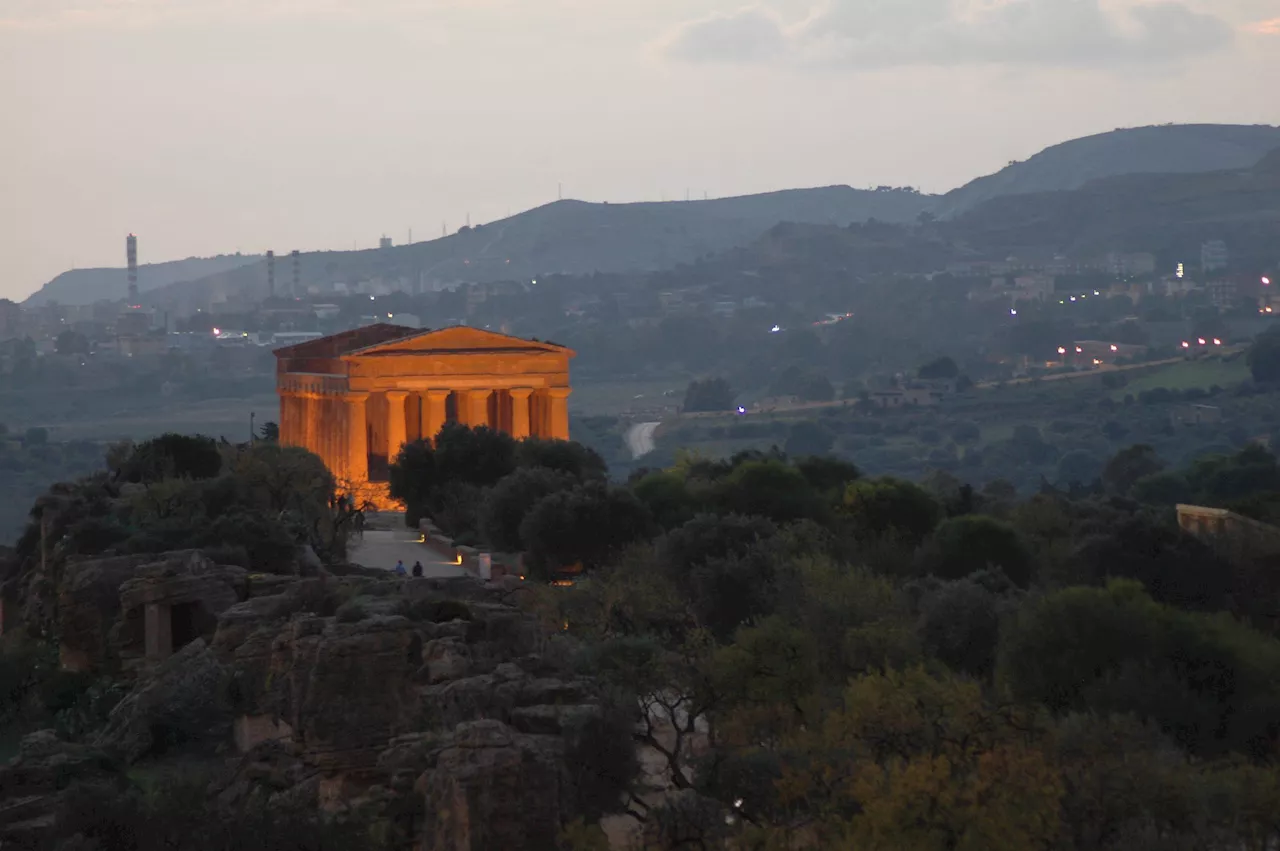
[{"left": 274, "top": 324, "right": 575, "bottom": 506}]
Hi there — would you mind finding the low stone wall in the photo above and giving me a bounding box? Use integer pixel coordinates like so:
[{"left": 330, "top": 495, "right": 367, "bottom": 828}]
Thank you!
[{"left": 418, "top": 520, "right": 522, "bottom": 582}]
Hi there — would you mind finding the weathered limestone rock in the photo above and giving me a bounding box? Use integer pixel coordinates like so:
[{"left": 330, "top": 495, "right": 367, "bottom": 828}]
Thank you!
[
  {"left": 57, "top": 553, "right": 173, "bottom": 671},
  {"left": 115, "top": 553, "right": 246, "bottom": 664},
  {"left": 417, "top": 720, "right": 570, "bottom": 851},
  {"left": 55, "top": 549, "right": 245, "bottom": 673},
  {"left": 266, "top": 615, "right": 425, "bottom": 774},
  {"left": 423, "top": 638, "right": 472, "bottom": 684},
  {"left": 94, "top": 638, "right": 231, "bottom": 763},
  {"left": 0, "top": 731, "right": 122, "bottom": 849}
]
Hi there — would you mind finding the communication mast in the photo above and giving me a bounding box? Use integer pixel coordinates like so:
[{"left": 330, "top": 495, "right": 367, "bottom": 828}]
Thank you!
[
  {"left": 266, "top": 250, "right": 275, "bottom": 297},
  {"left": 126, "top": 234, "right": 138, "bottom": 303}
]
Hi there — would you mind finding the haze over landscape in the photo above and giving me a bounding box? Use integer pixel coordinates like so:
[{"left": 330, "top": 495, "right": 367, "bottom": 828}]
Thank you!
[
  {"left": 8, "top": 3, "right": 1280, "bottom": 851},
  {"left": 4, "top": 0, "right": 1279, "bottom": 299}
]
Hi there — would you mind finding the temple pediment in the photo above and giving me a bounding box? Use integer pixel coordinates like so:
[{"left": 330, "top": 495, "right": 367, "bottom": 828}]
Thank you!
[
  {"left": 272, "top": 323, "right": 418, "bottom": 358},
  {"left": 344, "top": 326, "right": 575, "bottom": 359}
]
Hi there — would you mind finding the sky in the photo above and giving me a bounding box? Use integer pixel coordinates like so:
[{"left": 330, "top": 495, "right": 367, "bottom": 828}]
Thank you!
[{"left": 2, "top": 0, "right": 1277, "bottom": 301}]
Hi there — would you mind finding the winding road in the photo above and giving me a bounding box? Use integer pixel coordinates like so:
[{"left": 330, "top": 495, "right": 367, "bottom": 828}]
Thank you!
[{"left": 625, "top": 422, "right": 661, "bottom": 459}]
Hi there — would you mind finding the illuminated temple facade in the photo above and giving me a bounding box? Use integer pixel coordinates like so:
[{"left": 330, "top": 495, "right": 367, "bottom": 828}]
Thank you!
[{"left": 274, "top": 324, "right": 574, "bottom": 500}]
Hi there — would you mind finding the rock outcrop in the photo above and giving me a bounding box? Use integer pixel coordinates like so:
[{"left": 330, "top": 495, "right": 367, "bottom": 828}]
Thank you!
[
  {"left": 419, "top": 720, "right": 571, "bottom": 851},
  {"left": 0, "top": 731, "right": 123, "bottom": 848},
  {"left": 94, "top": 638, "right": 231, "bottom": 763},
  {"left": 54, "top": 549, "right": 246, "bottom": 673},
  {"left": 203, "top": 573, "right": 613, "bottom": 849}
]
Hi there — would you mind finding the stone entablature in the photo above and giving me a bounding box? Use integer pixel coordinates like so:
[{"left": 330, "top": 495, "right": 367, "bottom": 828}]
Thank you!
[
  {"left": 274, "top": 325, "right": 575, "bottom": 497},
  {"left": 1176, "top": 504, "right": 1280, "bottom": 562}
]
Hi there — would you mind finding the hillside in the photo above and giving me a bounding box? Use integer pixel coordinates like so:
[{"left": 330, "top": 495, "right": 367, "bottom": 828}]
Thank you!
[
  {"left": 24, "top": 253, "right": 262, "bottom": 307},
  {"left": 938, "top": 124, "right": 1280, "bottom": 216},
  {"left": 944, "top": 145, "right": 1280, "bottom": 262},
  {"left": 143, "top": 187, "right": 934, "bottom": 310}
]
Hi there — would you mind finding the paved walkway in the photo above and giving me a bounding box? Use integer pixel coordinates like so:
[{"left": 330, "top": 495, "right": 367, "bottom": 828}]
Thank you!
[{"left": 348, "top": 514, "right": 469, "bottom": 578}]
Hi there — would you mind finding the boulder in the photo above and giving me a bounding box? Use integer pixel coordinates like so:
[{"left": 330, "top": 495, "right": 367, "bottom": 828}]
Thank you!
[
  {"left": 94, "top": 638, "right": 231, "bottom": 763},
  {"left": 417, "top": 720, "right": 570, "bottom": 851},
  {"left": 264, "top": 616, "right": 425, "bottom": 773},
  {"left": 0, "top": 731, "right": 122, "bottom": 849},
  {"left": 422, "top": 638, "right": 472, "bottom": 684}
]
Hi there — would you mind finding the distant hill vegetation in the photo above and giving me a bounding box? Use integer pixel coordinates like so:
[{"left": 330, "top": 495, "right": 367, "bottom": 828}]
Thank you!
[
  {"left": 24, "top": 253, "right": 262, "bottom": 307},
  {"left": 945, "top": 143, "right": 1280, "bottom": 263},
  {"left": 143, "top": 187, "right": 934, "bottom": 310},
  {"left": 938, "top": 124, "right": 1280, "bottom": 216}
]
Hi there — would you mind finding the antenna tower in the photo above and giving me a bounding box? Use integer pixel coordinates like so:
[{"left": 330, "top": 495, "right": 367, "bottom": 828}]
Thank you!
[
  {"left": 126, "top": 234, "right": 138, "bottom": 302},
  {"left": 266, "top": 250, "right": 275, "bottom": 297}
]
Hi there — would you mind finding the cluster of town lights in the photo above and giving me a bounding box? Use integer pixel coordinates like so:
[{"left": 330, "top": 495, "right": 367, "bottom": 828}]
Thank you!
[
  {"left": 1180, "top": 338, "right": 1223, "bottom": 348},
  {"left": 1058, "top": 291, "right": 1102, "bottom": 305}
]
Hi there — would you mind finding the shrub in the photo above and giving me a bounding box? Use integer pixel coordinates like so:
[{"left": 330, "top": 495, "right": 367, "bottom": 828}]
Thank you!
[{"left": 334, "top": 600, "right": 369, "bottom": 623}]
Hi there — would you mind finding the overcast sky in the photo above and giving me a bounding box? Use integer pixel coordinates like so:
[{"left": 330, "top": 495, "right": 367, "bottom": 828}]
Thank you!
[{"left": 2, "top": 0, "right": 1277, "bottom": 300}]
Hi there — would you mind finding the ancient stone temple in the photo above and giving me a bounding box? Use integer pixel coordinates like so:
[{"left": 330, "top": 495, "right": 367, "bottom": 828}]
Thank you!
[{"left": 274, "top": 324, "right": 574, "bottom": 501}]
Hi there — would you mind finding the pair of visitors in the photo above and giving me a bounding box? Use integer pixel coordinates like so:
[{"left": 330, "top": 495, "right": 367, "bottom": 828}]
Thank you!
[{"left": 394, "top": 560, "right": 425, "bottom": 577}]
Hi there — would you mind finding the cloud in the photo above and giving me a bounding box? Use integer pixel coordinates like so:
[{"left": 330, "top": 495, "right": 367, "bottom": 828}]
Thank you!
[
  {"left": 662, "top": 6, "right": 788, "bottom": 62},
  {"left": 1247, "top": 16, "right": 1280, "bottom": 34},
  {"left": 663, "top": 0, "right": 1236, "bottom": 68}
]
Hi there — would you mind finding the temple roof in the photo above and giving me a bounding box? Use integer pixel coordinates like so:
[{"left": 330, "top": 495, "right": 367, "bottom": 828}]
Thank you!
[
  {"left": 343, "top": 325, "right": 575, "bottom": 358},
  {"left": 272, "top": 323, "right": 419, "bottom": 358}
]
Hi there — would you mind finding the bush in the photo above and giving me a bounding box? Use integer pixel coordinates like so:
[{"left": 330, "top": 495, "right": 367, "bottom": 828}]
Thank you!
[
  {"left": 334, "top": 600, "right": 369, "bottom": 623},
  {"left": 925, "top": 515, "right": 1033, "bottom": 587},
  {"left": 998, "top": 580, "right": 1280, "bottom": 758},
  {"left": 917, "top": 579, "right": 1010, "bottom": 678}
]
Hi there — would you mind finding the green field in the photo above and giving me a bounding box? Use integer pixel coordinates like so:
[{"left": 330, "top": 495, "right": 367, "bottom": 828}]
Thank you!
[{"left": 1111, "top": 356, "right": 1249, "bottom": 398}]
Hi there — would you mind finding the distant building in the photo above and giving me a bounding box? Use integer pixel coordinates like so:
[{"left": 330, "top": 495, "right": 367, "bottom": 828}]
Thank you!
[
  {"left": 1013, "top": 274, "right": 1056, "bottom": 302},
  {"left": 1207, "top": 279, "right": 1238, "bottom": 309},
  {"left": 1172, "top": 404, "right": 1222, "bottom": 426},
  {"left": 115, "top": 310, "right": 152, "bottom": 336},
  {"left": 1106, "top": 251, "right": 1157, "bottom": 277},
  {"left": 870, "top": 387, "right": 943, "bottom": 408},
  {"left": 0, "top": 299, "right": 22, "bottom": 340},
  {"left": 379, "top": 236, "right": 393, "bottom": 249},
  {"left": 1201, "top": 240, "right": 1229, "bottom": 273}
]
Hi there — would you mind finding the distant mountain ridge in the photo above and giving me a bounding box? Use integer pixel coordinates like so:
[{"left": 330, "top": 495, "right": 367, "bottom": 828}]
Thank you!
[
  {"left": 30, "top": 123, "right": 1280, "bottom": 307},
  {"left": 937, "top": 124, "right": 1280, "bottom": 216},
  {"left": 24, "top": 254, "right": 262, "bottom": 307},
  {"left": 143, "top": 187, "right": 934, "bottom": 310},
  {"left": 943, "top": 143, "right": 1280, "bottom": 263}
]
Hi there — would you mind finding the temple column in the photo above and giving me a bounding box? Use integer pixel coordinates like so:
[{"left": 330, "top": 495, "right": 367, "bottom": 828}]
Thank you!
[
  {"left": 424, "top": 390, "right": 450, "bottom": 443},
  {"left": 345, "top": 392, "right": 369, "bottom": 484},
  {"left": 385, "top": 390, "right": 409, "bottom": 462},
  {"left": 278, "top": 392, "right": 289, "bottom": 444},
  {"left": 302, "top": 393, "right": 317, "bottom": 456},
  {"left": 547, "top": 387, "right": 571, "bottom": 440},
  {"left": 322, "top": 394, "right": 335, "bottom": 474},
  {"left": 509, "top": 388, "right": 533, "bottom": 439},
  {"left": 463, "top": 389, "right": 493, "bottom": 429}
]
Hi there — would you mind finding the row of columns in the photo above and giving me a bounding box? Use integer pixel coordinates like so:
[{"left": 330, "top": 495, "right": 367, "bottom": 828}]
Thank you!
[{"left": 279, "top": 386, "right": 571, "bottom": 484}]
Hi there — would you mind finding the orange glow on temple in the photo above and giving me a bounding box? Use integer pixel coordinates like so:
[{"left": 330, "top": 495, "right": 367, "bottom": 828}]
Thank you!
[{"left": 273, "top": 325, "right": 574, "bottom": 508}]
